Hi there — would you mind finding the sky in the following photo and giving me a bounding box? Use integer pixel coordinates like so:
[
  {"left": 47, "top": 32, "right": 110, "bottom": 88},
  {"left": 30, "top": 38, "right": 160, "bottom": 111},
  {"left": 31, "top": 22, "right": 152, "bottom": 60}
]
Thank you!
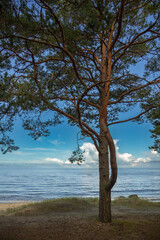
[{"left": 0, "top": 115, "right": 160, "bottom": 168}]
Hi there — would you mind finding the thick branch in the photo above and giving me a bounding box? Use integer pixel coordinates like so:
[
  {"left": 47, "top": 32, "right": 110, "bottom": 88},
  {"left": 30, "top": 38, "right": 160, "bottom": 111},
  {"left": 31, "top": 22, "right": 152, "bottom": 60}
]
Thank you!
[{"left": 99, "top": 119, "right": 117, "bottom": 191}]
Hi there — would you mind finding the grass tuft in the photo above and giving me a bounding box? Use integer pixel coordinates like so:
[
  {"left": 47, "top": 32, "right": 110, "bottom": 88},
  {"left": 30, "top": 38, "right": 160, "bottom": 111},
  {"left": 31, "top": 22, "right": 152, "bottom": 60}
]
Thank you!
[{"left": 112, "top": 195, "right": 160, "bottom": 208}]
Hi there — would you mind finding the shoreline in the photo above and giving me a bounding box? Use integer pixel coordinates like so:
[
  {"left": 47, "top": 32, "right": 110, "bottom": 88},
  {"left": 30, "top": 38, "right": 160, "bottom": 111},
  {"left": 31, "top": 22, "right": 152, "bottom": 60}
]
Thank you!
[
  {"left": 0, "top": 196, "right": 160, "bottom": 212},
  {"left": 0, "top": 196, "right": 160, "bottom": 204}
]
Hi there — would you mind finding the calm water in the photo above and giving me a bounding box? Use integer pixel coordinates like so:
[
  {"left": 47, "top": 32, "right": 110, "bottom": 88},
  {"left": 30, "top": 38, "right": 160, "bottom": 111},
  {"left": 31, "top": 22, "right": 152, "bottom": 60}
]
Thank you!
[{"left": 0, "top": 163, "right": 160, "bottom": 202}]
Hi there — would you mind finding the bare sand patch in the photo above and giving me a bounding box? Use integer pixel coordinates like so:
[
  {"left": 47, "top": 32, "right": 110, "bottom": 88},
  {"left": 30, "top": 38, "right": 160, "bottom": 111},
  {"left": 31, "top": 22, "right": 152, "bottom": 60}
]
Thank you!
[{"left": 0, "top": 202, "right": 32, "bottom": 212}]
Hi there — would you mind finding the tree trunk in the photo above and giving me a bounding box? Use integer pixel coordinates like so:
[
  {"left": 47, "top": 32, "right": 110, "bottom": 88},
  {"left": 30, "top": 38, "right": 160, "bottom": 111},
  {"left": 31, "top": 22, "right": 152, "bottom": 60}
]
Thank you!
[
  {"left": 99, "top": 131, "right": 111, "bottom": 223},
  {"left": 98, "top": 34, "right": 117, "bottom": 223}
]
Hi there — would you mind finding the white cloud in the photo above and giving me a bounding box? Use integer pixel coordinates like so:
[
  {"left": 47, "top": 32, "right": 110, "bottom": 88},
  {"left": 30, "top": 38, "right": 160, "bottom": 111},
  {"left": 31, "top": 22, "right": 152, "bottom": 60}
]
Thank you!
[
  {"left": 80, "top": 142, "right": 98, "bottom": 166},
  {"left": 114, "top": 140, "right": 159, "bottom": 167},
  {"left": 143, "top": 149, "right": 160, "bottom": 165},
  {"left": 44, "top": 157, "right": 64, "bottom": 164},
  {"left": 114, "top": 140, "right": 134, "bottom": 163},
  {"left": 79, "top": 141, "right": 136, "bottom": 167},
  {"left": 117, "top": 152, "right": 133, "bottom": 162},
  {"left": 44, "top": 157, "right": 77, "bottom": 166},
  {"left": 134, "top": 157, "right": 151, "bottom": 163}
]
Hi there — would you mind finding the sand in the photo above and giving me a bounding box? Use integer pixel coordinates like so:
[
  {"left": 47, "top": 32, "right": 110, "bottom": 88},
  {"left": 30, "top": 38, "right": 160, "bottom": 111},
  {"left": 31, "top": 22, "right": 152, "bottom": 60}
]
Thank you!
[{"left": 0, "top": 202, "right": 31, "bottom": 211}]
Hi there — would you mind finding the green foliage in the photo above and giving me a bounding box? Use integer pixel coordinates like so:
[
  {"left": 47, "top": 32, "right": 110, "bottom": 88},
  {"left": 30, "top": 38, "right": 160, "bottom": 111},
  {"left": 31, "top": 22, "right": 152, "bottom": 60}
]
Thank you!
[
  {"left": 69, "top": 147, "right": 85, "bottom": 165},
  {"left": 149, "top": 111, "right": 160, "bottom": 153},
  {"left": 0, "top": 135, "right": 19, "bottom": 154},
  {"left": 140, "top": 94, "right": 160, "bottom": 152},
  {"left": 22, "top": 118, "right": 53, "bottom": 140}
]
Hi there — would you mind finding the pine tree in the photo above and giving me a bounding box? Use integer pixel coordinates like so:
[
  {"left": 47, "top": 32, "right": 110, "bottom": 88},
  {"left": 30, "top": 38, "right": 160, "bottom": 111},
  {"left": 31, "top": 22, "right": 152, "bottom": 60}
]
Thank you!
[{"left": 0, "top": 0, "right": 160, "bottom": 222}]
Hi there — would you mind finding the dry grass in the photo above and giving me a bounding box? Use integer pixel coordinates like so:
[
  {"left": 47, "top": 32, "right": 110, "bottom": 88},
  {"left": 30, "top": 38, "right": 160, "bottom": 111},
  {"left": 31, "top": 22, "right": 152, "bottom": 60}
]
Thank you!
[
  {"left": 2, "top": 195, "right": 160, "bottom": 216},
  {"left": 1, "top": 197, "right": 98, "bottom": 217},
  {"left": 0, "top": 197, "right": 160, "bottom": 240},
  {"left": 112, "top": 195, "right": 160, "bottom": 208}
]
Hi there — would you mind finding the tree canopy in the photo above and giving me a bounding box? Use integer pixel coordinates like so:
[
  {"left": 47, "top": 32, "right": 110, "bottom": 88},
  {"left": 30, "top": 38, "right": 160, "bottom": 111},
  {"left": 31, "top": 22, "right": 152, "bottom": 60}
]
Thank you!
[
  {"left": 0, "top": 0, "right": 160, "bottom": 222},
  {"left": 0, "top": 0, "right": 159, "bottom": 148}
]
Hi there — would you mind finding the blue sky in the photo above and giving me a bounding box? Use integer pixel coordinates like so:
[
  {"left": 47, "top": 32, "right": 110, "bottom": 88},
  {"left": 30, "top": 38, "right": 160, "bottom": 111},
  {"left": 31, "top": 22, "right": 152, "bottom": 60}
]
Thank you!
[{"left": 0, "top": 115, "right": 160, "bottom": 168}]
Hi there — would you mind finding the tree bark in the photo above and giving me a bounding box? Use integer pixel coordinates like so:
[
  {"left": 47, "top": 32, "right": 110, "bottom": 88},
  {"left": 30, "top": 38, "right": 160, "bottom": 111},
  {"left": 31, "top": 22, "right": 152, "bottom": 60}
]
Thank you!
[{"left": 99, "top": 130, "right": 111, "bottom": 223}]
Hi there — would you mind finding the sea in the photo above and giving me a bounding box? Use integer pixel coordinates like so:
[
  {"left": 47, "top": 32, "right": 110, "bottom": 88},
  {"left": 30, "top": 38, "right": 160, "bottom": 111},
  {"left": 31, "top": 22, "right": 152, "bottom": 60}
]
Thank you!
[{"left": 0, "top": 163, "right": 160, "bottom": 203}]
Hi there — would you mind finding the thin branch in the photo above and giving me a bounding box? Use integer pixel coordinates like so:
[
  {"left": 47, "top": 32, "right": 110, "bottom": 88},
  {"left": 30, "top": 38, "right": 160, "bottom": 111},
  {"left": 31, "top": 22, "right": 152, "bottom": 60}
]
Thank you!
[
  {"left": 78, "top": 47, "right": 101, "bottom": 67},
  {"left": 125, "top": 0, "right": 152, "bottom": 14},
  {"left": 1, "top": 46, "right": 32, "bottom": 63},
  {"left": 109, "top": 78, "right": 160, "bottom": 105},
  {"left": 112, "top": 36, "right": 158, "bottom": 58},
  {"left": 112, "top": 15, "right": 159, "bottom": 68},
  {"left": 63, "top": 47, "right": 87, "bottom": 88},
  {"left": 108, "top": 105, "right": 157, "bottom": 126},
  {"left": 149, "top": 30, "right": 160, "bottom": 36},
  {"left": 40, "top": 0, "right": 66, "bottom": 47},
  {"left": 48, "top": 100, "right": 100, "bottom": 151},
  {"left": 110, "top": 0, "right": 125, "bottom": 50},
  {"left": 0, "top": 35, "right": 59, "bottom": 49}
]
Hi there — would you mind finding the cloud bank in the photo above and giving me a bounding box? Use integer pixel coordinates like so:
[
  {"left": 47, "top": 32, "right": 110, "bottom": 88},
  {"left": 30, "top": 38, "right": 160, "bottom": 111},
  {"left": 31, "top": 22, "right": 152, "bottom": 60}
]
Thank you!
[
  {"left": 42, "top": 141, "right": 160, "bottom": 168},
  {"left": 114, "top": 140, "right": 160, "bottom": 167}
]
